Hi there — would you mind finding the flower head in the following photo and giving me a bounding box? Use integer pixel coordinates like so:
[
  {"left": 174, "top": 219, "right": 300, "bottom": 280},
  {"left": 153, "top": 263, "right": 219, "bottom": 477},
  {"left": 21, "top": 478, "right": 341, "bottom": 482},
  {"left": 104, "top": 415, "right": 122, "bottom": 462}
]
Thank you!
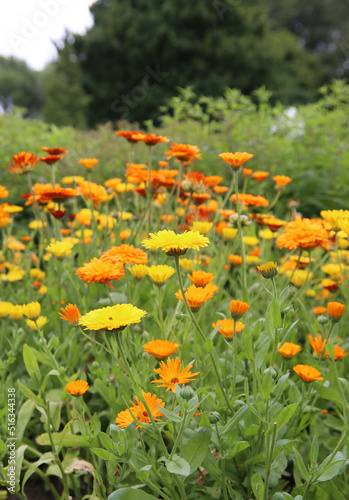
[
  {"left": 219, "top": 152, "right": 254, "bottom": 169},
  {"left": 59, "top": 304, "right": 81, "bottom": 326},
  {"left": 128, "top": 264, "right": 148, "bottom": 281},
  {"left": 143, "top": 340, "right": 180, "bottom": 359},
  {"left": 212, "top": 319, "right": 245, "bottom": 340},
  {"left": 79, "top": 158, "right": 99, "bottom": 169},
  {"left": 175, "top": 283, "right": 218, "bottom": 312},
  {"left": 131, "top": 133, "right": 169, "bottom": 146},
  {"left": 41, "top": 147, "right": 69, "bottom": 155},
  {"left": 7, "top": 152, "right": 38, "bottom": 174},
  {"left": 327, "top": 302, "right": 345, "bottom": 322},
  {"left": 116, "top": 392, "right": 165, "bottom": 428},
  {"left": 26, "top": 316, "right": 48, "bottom": 331},
  {"left": 277, "top": 342, "right": 302, "bottom": 358},
  {"left": 76, "top": 257, "right": 124, "bottom": 289},
  {"left": 101, "top": 244, "right": 148, "bottom": 265},
  {"left": 256, "top": 262, "right": 279, "bottom": 279},
  {"left": 308, "top": 334, "right": 327, "bottom": 356},
  {"left": 46, "top": 240, "right": 75, "bottom": 260},
  {"left": 313, "top": 306, "right": 326, "bottom": 316},
  {"left": 273, "top": 175, "right": 292, "bottom": 188},
  {"left": 8, "top": 305, "right": 24, "bottom": 321},
  {"left": 152, "top": 357, "right": 199, "bottom": 393},
  {"left": 230, "top": 193, "right": 269, "bottom": 207},
  {"left": 66, "top": 380, "right": 89, "bottom": 396},
  {"left": 147, "top": 265, "right": 175, "bottom": 287},
  {"left": 293, "top": 364, "right": 323, "bottom": 382},
  {"left": 188, "top": 270, "right": 215, "bottom": 287},
  {"left": 79, "top": 304, "right": 147, "bottom": 332},
  {"left": 324, "top": 345, "right": 348, "bottom": 360},
  {"left": 253, "top": 171, "right": 269, "bottom": 182},
  {"left": 166, "top": 143, "right": 201, "bottom": 166},
  {"left": 142, "top": 230, "right": 209, "bottom": 256},
  {"left": 276, "top": 217, "right": 329, "bottom": 251},
  {"left": 230, "top": 300, "right": 250, "bottom": 320},
  {"left": 22, "top": 301, "right": 41, "bottom": 320}
]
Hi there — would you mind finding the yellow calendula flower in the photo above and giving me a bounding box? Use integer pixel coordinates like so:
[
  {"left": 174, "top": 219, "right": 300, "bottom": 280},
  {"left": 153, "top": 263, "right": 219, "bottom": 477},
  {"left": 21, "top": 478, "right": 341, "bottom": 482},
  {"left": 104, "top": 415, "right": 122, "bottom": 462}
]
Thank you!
[
  {"left": 29, "top": 268, "right": 46, "bottom": 280},
  {"left": 243, "top": 236, "right": 259, "bottom": 247},
  {"left": 79, "top": 304, "right": 147, "bottom": 333},
  {"left": 222, "top": 227, "right": 238, "bottom": 240},
  {"left": 306, "top": 289, "right": 316, "bottom": 297},
  {"left": 3, "top": 204, "right": 23, "bottom": 214},
  {"left": 256, "top": 261, "right": 279, "bottom": 279},
  {"left": 147, "top": 265, "right": 175, "bottom": 287},
  {"left": 245, "top": 255, "right": 261, "bottom": 264},
  {"left": 62, "top": 176, "right": 85, "bottom": 185},
  {"left": 38, "top": 285, "right": 48, "bottom": 294},
  {"left": 26, "top": 315, "right": 48, "bottom": 331},
  {"left": 321, "top": 210, "right": 349, "bottom": 230},
  {"left": 22, "top": 301, "right": 41, "bottom": 320},
  {"left": 142, "top": 230, "right": 209, "bottom": 256},
  {"left": 128, "top": 264, "right": 148, "bottom": 282},
  {"left": 97, "top": 214, "right": 116, "bottom": 230},
  {"left": 286, "top": 270, "right": 313, "bottom": 287},
  {"left": 2, "top": 265, "right": 26, "bottom": 282},
  {"left": 8, "top": 305, "right": 24, "bottom": 320},
  {"left": 0, "top": 302, "right": 13, "bottom": 318},
  {"left": 116, "top": 183, "right": 134, "bottom": 194},
  {"left": 321, "top": 263, "right": 343, "bottom": 280},
  {"left": 46, "top": 240, "right": 76, "bottom": 259},
  {"left": 28, "top": 220, "right": 46, "bottom": 230},
  {"left": 190, "top": 221, "right": 213, "bottom": 235},
  {"left": 258, "top": 229, "right": 278, "bottom": 240},
  {"left": 175, "top": 207, "right": 185, "bottom": 217},
  {"left": 179, "top": 258, "right": 195, "bottom": 272}
]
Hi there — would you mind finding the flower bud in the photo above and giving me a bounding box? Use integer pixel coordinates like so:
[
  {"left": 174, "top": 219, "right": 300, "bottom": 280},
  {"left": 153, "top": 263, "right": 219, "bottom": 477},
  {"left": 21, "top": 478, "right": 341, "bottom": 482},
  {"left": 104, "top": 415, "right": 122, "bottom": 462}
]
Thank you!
[{"left": 209, "top": 411, "right": 220, "bottom": 424}]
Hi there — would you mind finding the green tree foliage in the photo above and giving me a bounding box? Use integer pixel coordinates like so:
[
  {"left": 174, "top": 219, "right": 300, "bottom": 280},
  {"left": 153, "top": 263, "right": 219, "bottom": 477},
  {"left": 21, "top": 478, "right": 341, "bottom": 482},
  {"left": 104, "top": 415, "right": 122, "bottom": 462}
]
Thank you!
[
  {"left": 41, "top": 34, "right": 91, "bottom": 129},
  {"left": 0, "top": 56, "right": 44, "bottom": 117},
  {"left": 61, "top": 0, "right": 322, "bottom": 125}
]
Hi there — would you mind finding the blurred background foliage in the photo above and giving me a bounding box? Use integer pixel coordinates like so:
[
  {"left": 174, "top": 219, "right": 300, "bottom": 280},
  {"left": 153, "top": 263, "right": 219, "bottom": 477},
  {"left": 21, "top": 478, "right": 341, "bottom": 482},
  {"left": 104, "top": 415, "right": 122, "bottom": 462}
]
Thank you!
[{"left": 0, "top": 0, "right": 348, "bottom": 126}]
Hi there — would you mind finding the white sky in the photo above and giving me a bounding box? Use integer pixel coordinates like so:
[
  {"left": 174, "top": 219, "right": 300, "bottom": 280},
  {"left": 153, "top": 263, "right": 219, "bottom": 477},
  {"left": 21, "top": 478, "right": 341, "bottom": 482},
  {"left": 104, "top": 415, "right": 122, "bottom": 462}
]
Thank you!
[{"left": 0, "top": 0, "right": 96, "bottom": 70}]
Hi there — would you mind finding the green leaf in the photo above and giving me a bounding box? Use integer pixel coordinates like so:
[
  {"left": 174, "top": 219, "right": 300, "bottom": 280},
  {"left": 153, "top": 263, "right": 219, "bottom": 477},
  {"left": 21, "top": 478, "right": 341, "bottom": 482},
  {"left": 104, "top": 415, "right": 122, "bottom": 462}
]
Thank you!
[
  {"left": 23, "top": 344, "right": 41, "bottom": 383},
  {"left": 22, "top": 452, "right": 55, "bottom": 492},
  {"left": 270, "top": 299, "right": 281, "bottom": 327},
  {"left": 36, "top": 432, "right": 89, "bottom": 448},
  {"left": 16, "top": 400, "right": 35, "bottom": 442},
  {"left": 58, "top": 418, "right": 79, "bottom": 451},
  {"left": 205, "top": 338, "right": 213, "bottom": 354},
  {"left": 266, "top": 403, "right": 298, "bottom": 435},
  {"left": 209, "top": 322, "right": 222, "bottom": 340},
  {"left": 227, "top": 441, "right": 250, "bottom": 459},
  {"left": 261, "top": 368, "right": 273, "bottom": 400},
  {"left": 241, "top": 328, "right": 253, "bottom": 360},
  {"left": 99, "top": 432, "right": 116, "bottom": 454},
  {"left": 316, "top": 458, "right": 346, "bottom": 482},
  {"left": 325, "top": 343, "right": 335, "bottom": 361},
  {"left": 108, "top": 487, "right": 158, "bottom": 500},
  {"left": 182, "top": 428, "right": 211, "bottom": 474},
  {"left": 222, "top": 404, "right": 248, "bottom": 435},
  {"left": 251, "top": 472, "right": 265, "bottom": 500},
  {"left": 310, "top": 435, "right": 319, "bottom": 465},
  {"left": 292, "top": 445, "right": 310, "bottom": 481},
  {"left": 156, "top": 404, "right": 182, "bottom": 423},
  {"left": 15, "top": 445, "right": 27, "bottom": 491},
  {"left": 165, "top": 455, "right": 190, "bottom": 476},
  {"left": 318, "top": 480, "right": 347, "bottom": 500},
  {"left": 136, "top": 465, "right": 152, "bottom": 481},
  {"left": 91, "top": 448, "right": 117, "bottom": 462},
  {"left": 17, "top": 381, "right": 44, "bottom": 407},
  {"left": 315, "top": 384, "right": 343, "bottom": 407}
]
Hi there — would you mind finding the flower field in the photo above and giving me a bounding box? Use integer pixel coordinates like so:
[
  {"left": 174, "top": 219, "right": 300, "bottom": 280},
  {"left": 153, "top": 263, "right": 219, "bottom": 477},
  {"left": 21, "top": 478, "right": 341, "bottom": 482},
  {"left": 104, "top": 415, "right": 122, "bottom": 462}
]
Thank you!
[{"left": 0, "top": 130, "right": 348, "bottom": 500}]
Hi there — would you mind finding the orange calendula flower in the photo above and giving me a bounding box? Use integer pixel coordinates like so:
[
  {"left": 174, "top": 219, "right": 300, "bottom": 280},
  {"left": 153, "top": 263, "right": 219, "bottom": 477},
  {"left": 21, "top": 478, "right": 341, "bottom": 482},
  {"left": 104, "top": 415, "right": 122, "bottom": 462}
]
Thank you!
[
  {"left": 273, "top": 175, "right": 292, "bottom": 187},
  {"left": 59, "top": 304, "right": 81, "bottom": 326},
  {"left": 76, "top": 257, "right": 124, "bottom": 289},
  {"left": 131, "top": 133, "right": 169, "bottom": 146},
  {"left": 308, "top": 334, "right": 327, "bottom": 356},
  {"left": 115, "top": 130, "right": 143, "bottom": 143},
  {"left": 313, "top": 306, "right": 327, "bottom": 316},
  {"left": 175, "top": 283, "right": 218, "bottom": 312},
  {"left": 230, "top": 300, "right": 250, "bottom": 320},
  {"left": 276, "top": 217, "right": 329, "bottom": 251},
  {"left": 277, "top": 342, "right": 302, "bottom": 358},
  {"left": 142, "top": 230, "right": 209, "bottom": 256},
  {"left": 230, "top": 193, "right": 269, "bottom": 207},
  {"left": 188, "top": 270, "right": 215, "bottom": 287},
  {"left": 66, "top": 380, "right": 89, "bottom": 396},
  {"left": 116, "top": 392, "right": 165, "bottom": 428},
  {"left": 212, "top": 319, "right": 245, "bottom": 340},
  {"left": 0, "top": 185, "right": 9, "bottom": 198},
  {"left": 152, "top": 357, "right": 199, "bottom": 393},
  {"left": 41, "top": 147, "right": 69, "bottom": 155},
  {"left": 166, "top": 143, "right": 201, "bottom": 166},
  {"left": 252, "top": 171, "right": 269, "bottom": 182},
  {"left": 228, "top": 254, "right": 242, "bottom": 265},
  {"left": 7, "top": 152, "right": 38, "bottom": 174},
  {"left": 293, "top": 365, "right": 323, "bottom": 382},
  {"left": 79, "top": 181, "right": 108, "bottom": 208},
  {"left": 38, "top": 154, "right": 62, "bottom": 165},
  {"left": 219, "top": 152, "right": 254, "bottom": 169},
  {"left": 40, "top": 184, "right": 79, "bottom": 202},
  {"left": 242, "top": 168, "right": 253, "bottom": 177},
  {"left": 327, "top": 302, "right": 345, "bottom": 322},
  {"left": 143, "top": 340, "right": 180, "bottom": 359},
  {"left": 101, "top": 244, "right": 148, "bottom": 265},
  {"left": 323, "top": 345, "right": 348, "bottom": 360},
  {"left": 79, "top": 304, "right": 147, "bottom": 332},
  {"left": 79, "top": 158, "right": 99, "bottom": 169}
]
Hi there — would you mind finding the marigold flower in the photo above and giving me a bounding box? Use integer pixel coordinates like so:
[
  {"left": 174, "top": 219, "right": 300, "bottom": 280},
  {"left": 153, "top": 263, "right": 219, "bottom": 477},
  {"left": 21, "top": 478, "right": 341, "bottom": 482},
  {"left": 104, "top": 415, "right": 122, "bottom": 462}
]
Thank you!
[
  {"left": 104, "top": 177, "right": 122, "bottom": 190},
  {"left": 175, "top": 283, "right": 218, "bottom": 312},
  {"left": 36, "top": 184, "right": 79, "bottom": 202},
  {"left": 308, "top": 334, "right": 327, "bottom": 356},
  {"left": 230, "top": 300, "right": 250, "bottom": 320},
  {"left": 252, "top": 171, "right": 269, "bottom": 182},
  {"left": 166, "top": 143, "right": 201, "bottom": 166},
  {"left": 321, "top": 210, "right": 349, "bottom": 230},
  {"left": 212, "top": 319, "right": 245, "bottom": 340},
  {"left": 26, "top": 315, "right": 48, "bottom": 331},
  {"left": 230, "top": 193, "right": 269, "bottom": 207},
  {"left": 327, "top": 302, "right": 345, "bottom": 322},
  {"left": 0, "top": 302, "right": 13, "bottom": 317},
  {"left": 79, "top": 181, "right": 108, "bottom": 208},
  {"left": 79, "top": 158, "right": 99, "bottom": 169},
  {"left": 132, "top": 133, "right": 169, "bottom": 146},
  {"left": 147, "top": 265, "right": 175, "bottom": 287},
  {"left": 0, "top": 185, "right": 9, "bottom": 198},
  {"left": 214, "top": 186, "right": 229, "bottom": 195},
  {"left": 128, "top": 264, "right": 148, "bottom": 281},
  {"left": 66, "top": 380, "right": 89, "bottom": 396},
  {"left": 76, "top": 257, "right": 124, "bottom": 289},
  {"left": 222, "top": 228, "right": 238, "bottom": 240},
  {"left": 293, "top": 364, "right": 323, "bottom": 382},
  {"left": 46, "top": 240, "right": 76, "bottom": 260},
  {"left": 287, "top": 269, "right": 313, "bottom": 287},
  {"left": 263, "top": 217, "right": 287, "bottom": 232},
  {"left": 179, "top": 258, "right": 195, "bottom": 271},
  {"left": 188, "top": 270, "right": 215, "bottom": 287},
  {"left": 116, "top": 130, "right": 143, "bottom": 143},
  {"left": 228, "top": 254, "right": 242, "bottom": 265},
  {"left": 277, "top": 342, "right": 302, "bottom": 358},
  {"left": 323, "top": 345, "right": 348, "bottom": 360},
  {"left": 142, "top": 230, "right": 209, "bottom": 256},
  {"left": 152, "top": 357, "right": 199, "bottom": 393},
  {"left": 243, "top": 168, "right": 253, "bottom": 176},
  {"left": 143, "top": 340, "right": 180, "bottom": 359},
  {"left": 101, "top": 244, "right": 147, "bottom": 265},
  {"left": 219, "top": 152, "right": 254, "bottom": 169},
  {"left": 313, "top": 306, "right": 326, "bottom": 316},
  {"left": 321, "top": 278, "right": 339, "bottom": 292},
  {"left": 7, "top": 152, "right": 38, "bottom": 174},
  {"left": 244, "top": 236, "right": 259, "bottom": 247},
  {"left": 59, "top": 304, "right": 81, "bottom": 326},
  {"left": 41, "top": 147, "right": 68, "bottom": 155},
  {"left": 22, "top": 301, "right": 41, "bottom": 320},
  {"left": 116, "top": 392, "right": 165, "bottom": 428},
  {"left": 276, "top": 217, "right": 329, "bottom": 251},
  {"left": 273, "top": 175, "right": 292, "bottom": 187},
  {"left": 8, "top": 305, "right": 24, "bottom": 321},
  {"left": 38, "top": 154, "right": 62, "bottom": 165},
  {"left": 256, "top": 262, "right": 278, "bottom": 279},
  {"left": 79, "top": 304, "right": 147, "bottom": 332}
]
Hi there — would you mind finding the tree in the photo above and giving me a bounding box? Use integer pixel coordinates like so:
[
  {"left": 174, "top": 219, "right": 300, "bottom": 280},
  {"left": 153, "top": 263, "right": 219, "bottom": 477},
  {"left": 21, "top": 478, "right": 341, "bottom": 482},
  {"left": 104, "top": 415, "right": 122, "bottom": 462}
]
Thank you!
[{"left": 58, "top": 0, "right": 321, "bottom": 126}]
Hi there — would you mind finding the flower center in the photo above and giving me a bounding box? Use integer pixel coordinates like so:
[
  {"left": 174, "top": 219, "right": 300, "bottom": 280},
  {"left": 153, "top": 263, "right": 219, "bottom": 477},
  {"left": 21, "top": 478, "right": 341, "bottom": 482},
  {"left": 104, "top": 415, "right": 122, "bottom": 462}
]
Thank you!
[
  {"left": 171, "top": 377, "right": 179, "bottom": 384},
  {"left": 143, "top": 411, "right": 148, "bottom": 417}
]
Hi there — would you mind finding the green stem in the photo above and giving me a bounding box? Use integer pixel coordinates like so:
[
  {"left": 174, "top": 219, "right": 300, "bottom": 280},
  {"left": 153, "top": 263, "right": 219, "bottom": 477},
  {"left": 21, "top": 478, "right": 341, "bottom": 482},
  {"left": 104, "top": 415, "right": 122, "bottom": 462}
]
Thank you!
[
  {"left": 234, "top": 171, "right": 247, "bottom": 296},
  {"left": 264, "top": 422, "right": 277, "bottom": 500},
  {"left": 47, "top": 401, "right": 69, "bottom": 499},
  {"left": 157, "top": 285, "right": 165, "bottom": 339}
]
